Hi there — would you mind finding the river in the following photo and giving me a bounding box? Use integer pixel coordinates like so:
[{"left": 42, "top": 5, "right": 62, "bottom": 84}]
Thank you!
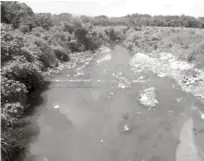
[{"left": 23, "top": 45, "right": 204, "bottom": 161}]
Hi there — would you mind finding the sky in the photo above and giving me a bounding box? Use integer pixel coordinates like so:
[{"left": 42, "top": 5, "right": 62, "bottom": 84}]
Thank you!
[{"left": 20, "top": 0, "right": 204, "bottom": 17}]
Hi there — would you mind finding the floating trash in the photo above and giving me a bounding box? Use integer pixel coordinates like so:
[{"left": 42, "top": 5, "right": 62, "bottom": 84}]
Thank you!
[
  {"left": 113, "top": 71, "right": 131, "bottom": 89},
  {"left": 96, "top": 54, "right": 112, "bottom": 64},
  {"left": 100, "top": 139, "right": 104, "bottom": 142},
  {"left": 201, "top": 114, "right": 204, "bottom": 120},
  {"left": 137, "top": 111, "right": 143, "bottom": 115},
  {"left": 44, "top": 156, "right": 48, "bottom": 161},
  {"left": 108, "top": 92, "right": 115, "bottom": 97},
  {"left": 124, "top": 125, "right": 130, "bottom": 131},
  {"left": 54, "top": 105, "right": 59, "bottom": 109},
  {"left": 55, "top": 79, "right": 60, "bottom": 82},
  {"left": 176, "top": 97, "right": 183, "bottom": 102},
  {"left": 139, "top": 87, "right": 158, "bottom": 110},
  {"left": 74, "top": 71, "right": 84, "bottom": 76}
]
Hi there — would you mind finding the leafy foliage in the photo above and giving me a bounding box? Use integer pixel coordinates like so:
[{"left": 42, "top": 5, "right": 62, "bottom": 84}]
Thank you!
[
  {"left": 2, "top": 59, "right": 45, "bottom": 91},
  {"left": 1, "top": 77, "right": 28, "bottom": 106},
  {"left": 1, "top": 30, "right": 23, "bottom": 64},
  {"left": 52, "top": 45, "right": 70, "bottom": 61}
]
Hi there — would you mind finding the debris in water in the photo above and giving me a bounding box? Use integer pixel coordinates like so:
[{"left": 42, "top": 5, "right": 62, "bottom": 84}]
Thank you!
[
  {"left": 96, "top": 54, "right": 111, "bottom": 64},
  {"left": 139, "top": 76, "right": 144, "bottom": 80},
  {"left": 130, "top": 52, "right": 204, "bottom": 104},
  {"left": 139, "top": 87, "right": 158, "bottom": 110},
  {"left": 74, "top": 71, "right": 84, "bottom": 76},
  {"left": 109, "top": 92, "right": 115, "bottom": 95},
  {"left": 176, "top": 97, "right": 182, "bottom": 102},
  {"left": 201, "top": 113, "right": 204, "bottom": 120},
  {"left": 44, "top": 156, "right": 48, "bottom": 161},
  {"left": 108, "top": 92, "right": 115, "bottom": 97},
  {"left": 54, "top": 105, "right": 59, "bottom": 109},
  {"left": 100, "top": 140, "right": 104, "bottom": 142},
  {"left": 56, "top": 79, "right": 60, "bottom": 82},
  {"left": 124, "top": 125, "right": 130, "bottom": 131},
  {"left": 137, "top": 111, "right": 143, "bottom": 115}
]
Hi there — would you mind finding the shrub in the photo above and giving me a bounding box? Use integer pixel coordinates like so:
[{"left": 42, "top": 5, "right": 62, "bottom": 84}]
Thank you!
[
  {"left": 1, "top": 103, "right": 24, "bottom": 121},
  {"left": 30, "top": 27, "right": 46, "bottom": 37},
  {"left": 52, "top": 45, "right": 70, "bottom": 61},
  {"left": 2, "top": 60, "right": 45, "bottom": 91},
  {"left": 24, "top": 35, "right": 59, "bottom": 69},
  {"left": 187, "top": 42, "right": 204, "bottom": 67},
  {"left": 19, "top": 25, "right": 30, "bottom": 34},
  {"left": 1, "top": 121, "right": 39, "bottom": 161},
  {"left": 105, "top": 27, "right": 118, "bottom": 41},
  {"left": 1, "top": 77, "right": 28, "bottom": 106},
  {"left": 67, "top": 40, "right": 85, "bottom": 52},
  {"left": 1, "top": 31, "right": 23, "bottom": 64}
]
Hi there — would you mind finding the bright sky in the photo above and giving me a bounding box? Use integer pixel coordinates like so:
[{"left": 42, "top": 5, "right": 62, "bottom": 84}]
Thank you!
[{"left": 20, "top": 0, "right": 204, "bottom": 17}]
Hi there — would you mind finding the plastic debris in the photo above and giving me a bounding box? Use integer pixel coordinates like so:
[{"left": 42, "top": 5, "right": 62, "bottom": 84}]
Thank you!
[
  {"left": 96, "top": 54, "right": 112, "bottom": 64},
  {"left": 108, "top": 92, "right": 115, "bottom": 97},
  {"left": 100, "top": 140, "right": 104, "bottom": 142},
  {"left": 56, "top": 79, "right": 60, "bottom": 82},
  {"left": 54, "top": 105, "right": 59, "bottom": 109},
  {"left": 130, "top": 52, "right": 204, "bottom": 103},
  {"left": 124, "top": 125, "right": 130, "bottom": 131},
  {"left": 139, "top": 87, "right": 158, "bottom": 110},
  {"left": 176, "top": 97, "right": 182, "bottom": 102},
  {"left": 137, "top": 111, "right": 143, "bottom": 115},
  {"left": 74, "top": 71, "right": 84, "bottom": 76},
  {"left": 44, "top": 156, "right": 48, "bottom": 161},
  {"left": 201, "top": 113, "right": 204, "bottom": 120}
]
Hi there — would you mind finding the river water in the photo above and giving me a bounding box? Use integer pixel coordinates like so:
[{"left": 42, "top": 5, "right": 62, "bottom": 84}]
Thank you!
[{"left": 23, "top": 45, "right": 204, "bottom": 161}]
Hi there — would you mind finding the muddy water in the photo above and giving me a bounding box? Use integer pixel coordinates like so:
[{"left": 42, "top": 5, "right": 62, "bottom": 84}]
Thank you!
[{"left": 24, "top": 46, "right": 204, "bottom": 161}]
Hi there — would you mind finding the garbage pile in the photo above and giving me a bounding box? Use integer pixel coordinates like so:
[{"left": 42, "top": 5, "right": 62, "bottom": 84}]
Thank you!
[
  {"left": 139, "top": 87, "right": 159, "bottom": 110},
  {"left": 113, "top": 71, "right": 131, "bottom": 89},
  {"left": 96, "top": 54, "right": 112, "bottom": 65},
  {"left": 130, "top": 52, "right": 204, "bottom": 103}
]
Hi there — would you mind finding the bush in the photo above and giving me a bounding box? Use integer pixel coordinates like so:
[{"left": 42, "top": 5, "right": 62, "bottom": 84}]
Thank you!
[
  {"left": 24, "top": 35, "right": 59, "bottom": 69},
  {"left": 1, "top": 31, "right": 23, "bottom": 64},
  {"left": 1, "top": 120, "right": 39, "bottom": 161},
  {"left": 1, "top": 77, "right": 28, "bottom": 106},
  {"left": 67, "top": 40, "right": 85, "bottom": 52},
  {"left": 30, "top": 27, "right": 46, "bottom": 37},
  {"left": 52, "top": 45, "right": 70, "bottom": 61},
  {"left": 1, "top": 103, "right": 24, "bottom": 121},
  {"left": 2, "top": 60, "right": 45, "bottom": 91},
  {"left": 187, "top": 42, "right": 204, "bottom": 67},
  {"left": 19, "top": 25, "right": 30, "bottom": 34}
]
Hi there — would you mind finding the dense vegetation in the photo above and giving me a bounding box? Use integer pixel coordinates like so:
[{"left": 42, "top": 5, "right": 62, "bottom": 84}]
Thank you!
[{"left": 1, "top": 1, "right": 204, "bottom": 161}]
